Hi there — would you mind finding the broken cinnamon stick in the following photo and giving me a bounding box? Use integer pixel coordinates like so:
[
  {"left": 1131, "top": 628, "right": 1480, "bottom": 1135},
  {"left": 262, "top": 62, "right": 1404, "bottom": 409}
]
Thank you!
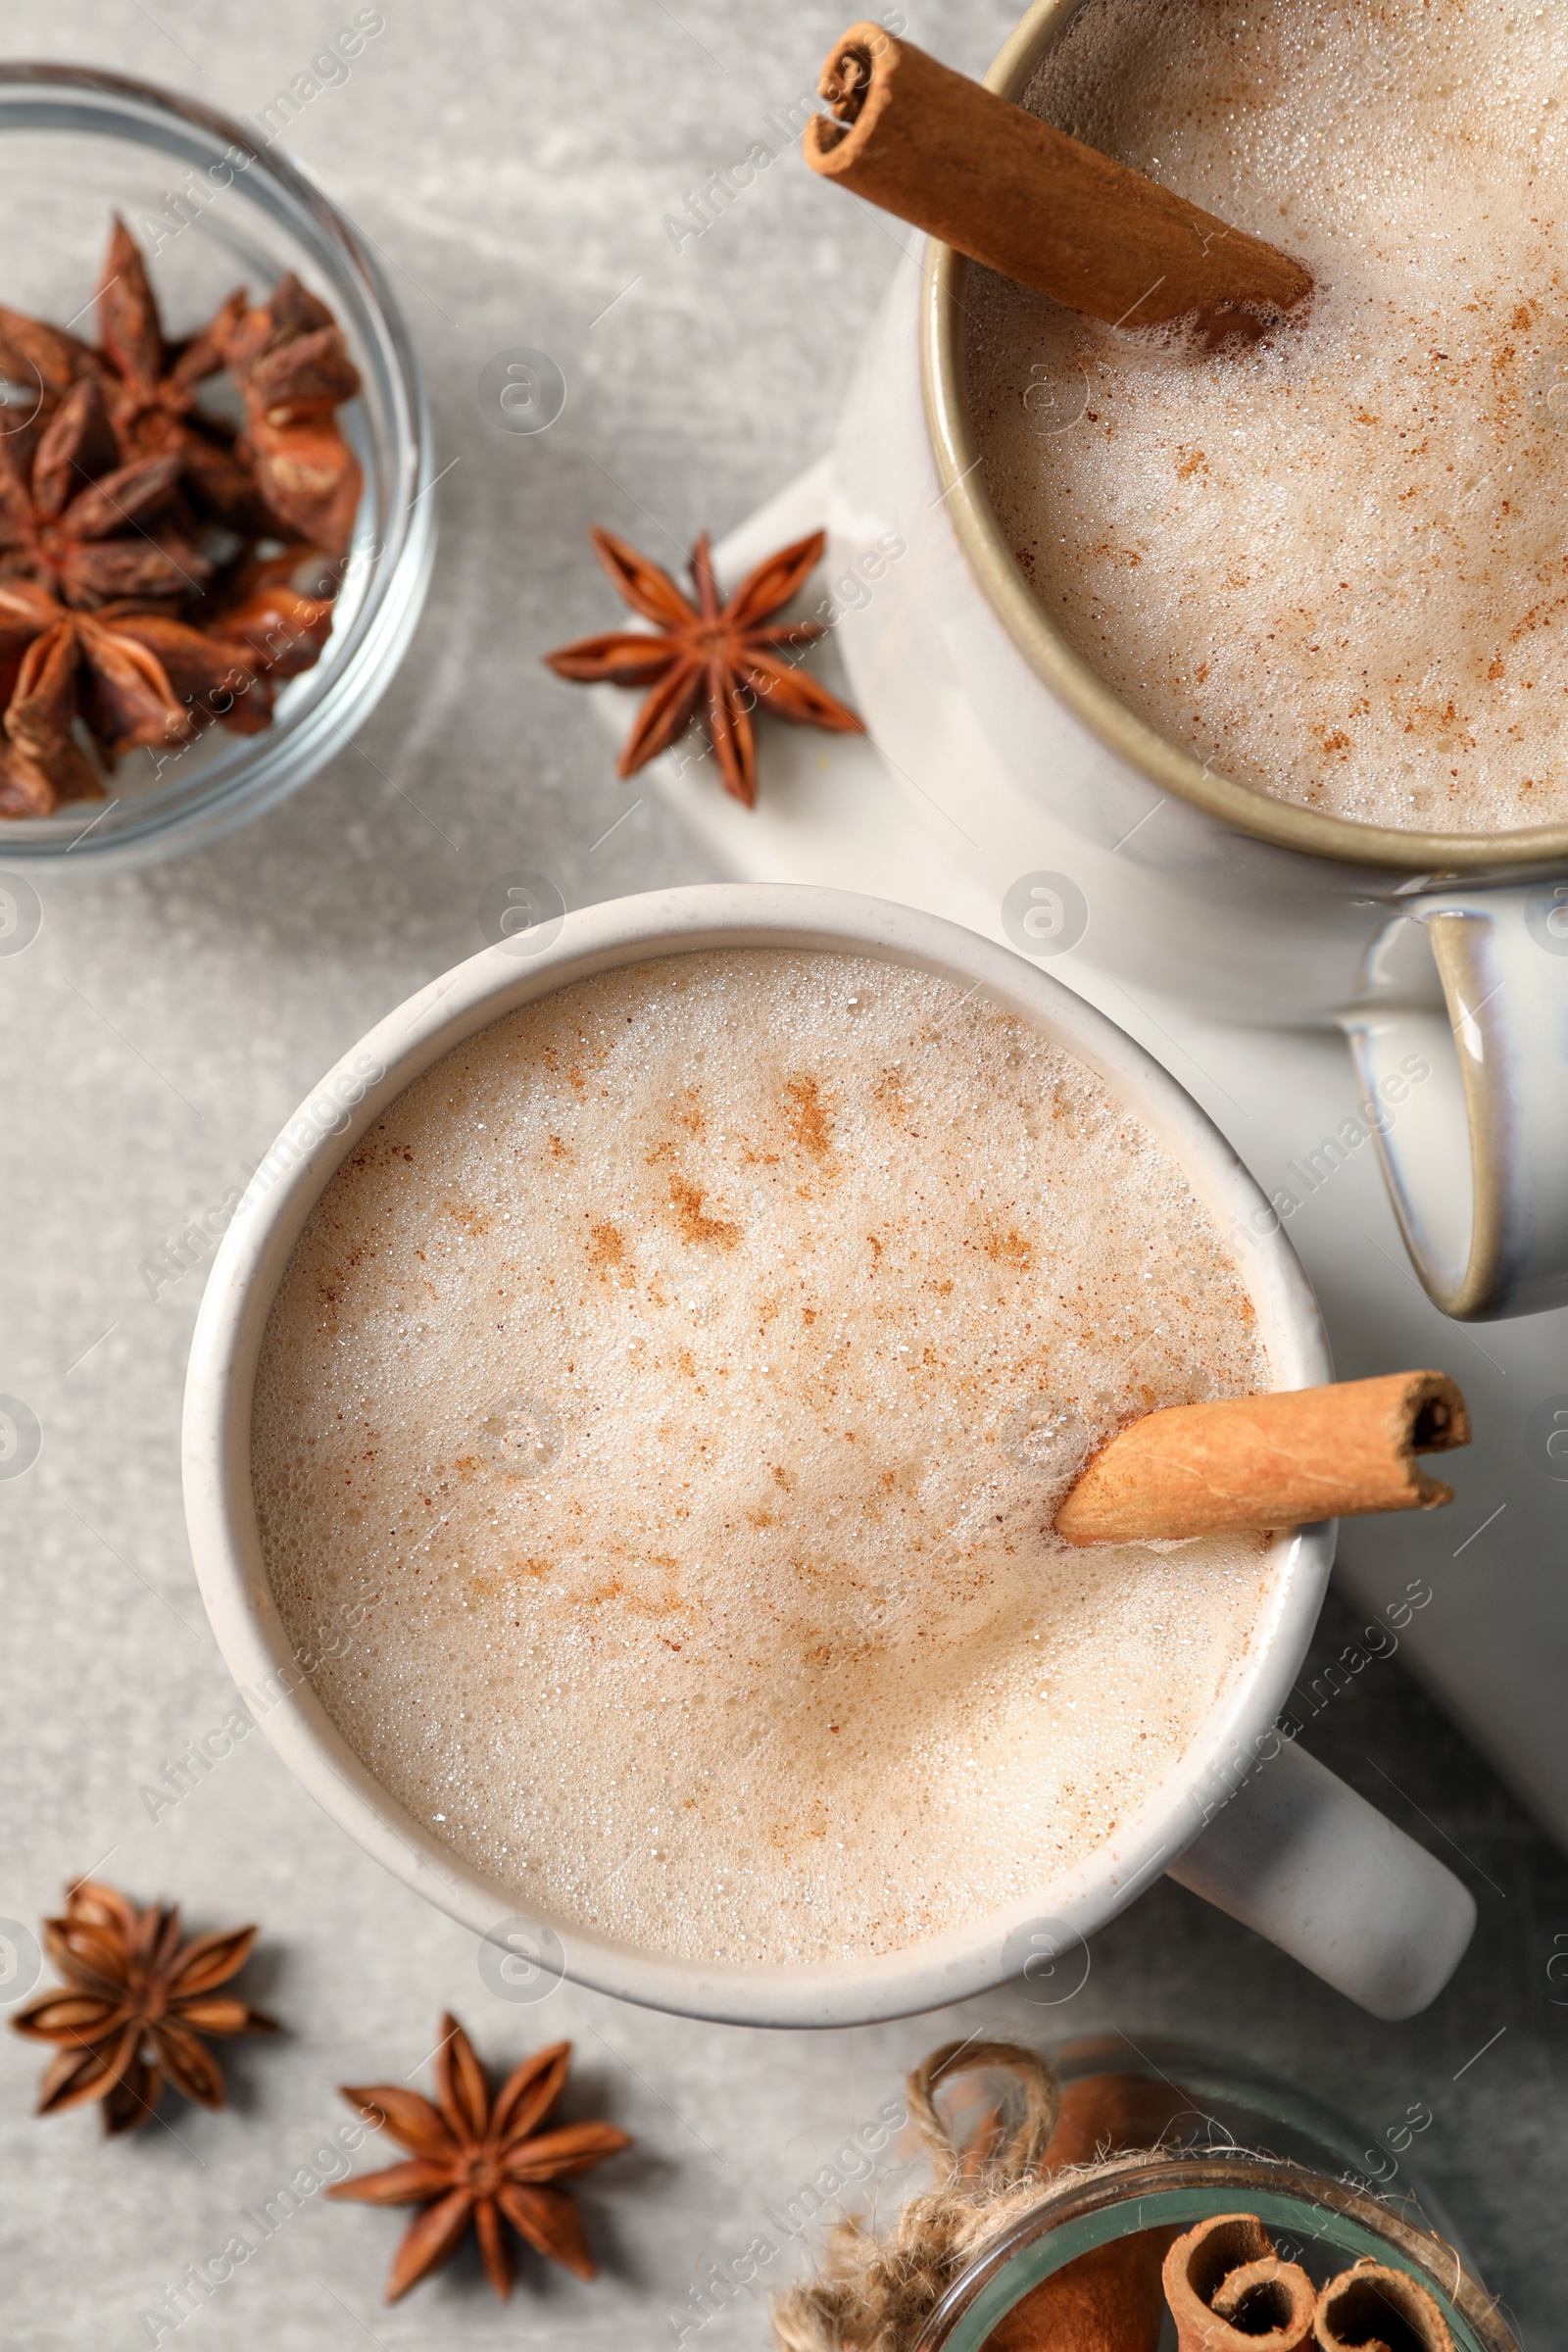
[
  {"left": 804, "top": 22, "right": 1312, "bottom": 332},
  {"left": 1315, "top": 2260, "right": 1455, "bottom": 2352},
  {"left": 1055, "top": 1372, "right": 1469, "bottom": 1544},
  {"left": 1163, "top": 2215, "right": 1317, "bottom": 2352}
]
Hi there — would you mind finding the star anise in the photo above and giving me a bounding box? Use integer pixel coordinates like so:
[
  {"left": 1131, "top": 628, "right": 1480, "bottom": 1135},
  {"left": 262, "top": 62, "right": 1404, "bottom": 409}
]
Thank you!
[
  {"left": 0, "top": 306, "right": 98, "bottom": 419},
  {"left": 543, "top": 525, "right": 864, "bottom": 807},
  {"left": 328, "top": 2015, "right": 631, "bottom": 2301},
  {"left": 0, "top": 579, "right": 267, "bottom": 814},
  {"left": 221, "top": 271, "right": 364, "bottom": 555},
  {"left": 207, "top": 544, "right": 339, "bottom": 684},
  {"left": 95, "top": 215, "right": 265, "bottom": 531},
  {"left": 10, "top": 1878, "right": 279, "bottom": 2135},
  {"left": 0, "top": 371, "right": 208, "bottom": 611},
  {"left": 0, "top": 220, "right": 359, "bottom": 818}
]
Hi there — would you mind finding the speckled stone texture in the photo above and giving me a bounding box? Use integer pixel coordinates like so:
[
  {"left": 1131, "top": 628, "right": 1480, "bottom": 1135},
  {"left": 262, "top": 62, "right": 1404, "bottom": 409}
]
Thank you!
[{"left": 0, "top": 4, "right": 1559, "bottom": 2346}]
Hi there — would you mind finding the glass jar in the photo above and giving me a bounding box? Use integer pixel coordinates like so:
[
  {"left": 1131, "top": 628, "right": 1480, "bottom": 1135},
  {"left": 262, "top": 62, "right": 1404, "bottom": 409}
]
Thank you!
[
  {"left": 0, "top": 63, "right": 433, "bottom": 870},
  {"left": 917, "top": 2039, "right": 1516, "bottom": 2352}
]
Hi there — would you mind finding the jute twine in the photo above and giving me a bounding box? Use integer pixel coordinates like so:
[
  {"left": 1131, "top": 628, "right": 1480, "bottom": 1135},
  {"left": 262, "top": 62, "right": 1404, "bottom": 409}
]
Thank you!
[{"left": 771, "top": 2038, "right": 1159, "bottom": 2352}]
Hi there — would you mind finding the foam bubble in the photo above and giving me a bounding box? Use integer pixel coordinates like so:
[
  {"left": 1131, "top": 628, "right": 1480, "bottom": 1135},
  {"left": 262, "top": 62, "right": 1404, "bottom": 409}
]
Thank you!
[
  {"left": 251, "top": 951, "right": 1274, "bottom": 1965},
  {"left": 966, "top": 0, "right": 1568, "bottom": 833}
]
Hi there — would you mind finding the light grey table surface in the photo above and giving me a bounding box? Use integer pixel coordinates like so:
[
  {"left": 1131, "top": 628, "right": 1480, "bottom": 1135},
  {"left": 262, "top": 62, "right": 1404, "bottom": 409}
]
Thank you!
[{"left": 0, "top": 4, "right": 1563, "bottom": 2347}]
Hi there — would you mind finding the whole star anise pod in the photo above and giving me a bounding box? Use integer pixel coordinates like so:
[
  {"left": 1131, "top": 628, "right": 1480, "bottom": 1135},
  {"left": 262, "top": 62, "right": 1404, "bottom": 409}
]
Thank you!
[
  {"left": 0, "top": 371, "right": 208, "bottom": 611},
  {"left": 10, "top": 1878, "right": 280, "bottom": 2135},
  {"left": 0, "top": 579, "right": 269, "bottom": 814},
  {"left": 95, "top": 215, "right": 265, "bottom": 532},
  {"left": 221, "top": 271, "right": 364, "bottom": 556},
  {"left": 0, "top": 306, "right": 97, "bottom": 418},
  {"left": 207, "top": 544, "right": 339, "bottom": 683},
  {"left": 328, "top": 2015, "right": 631, "bottom": 2301},
  {"left": 542, "top": 524, "right": 864, "bottom": 808}
]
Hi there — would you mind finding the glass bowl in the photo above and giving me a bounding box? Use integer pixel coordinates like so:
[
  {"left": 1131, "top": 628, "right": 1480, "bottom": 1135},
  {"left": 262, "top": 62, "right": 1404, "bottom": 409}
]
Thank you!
[{"left": 0, "top": 62, "right": 433, "bottom": 871}]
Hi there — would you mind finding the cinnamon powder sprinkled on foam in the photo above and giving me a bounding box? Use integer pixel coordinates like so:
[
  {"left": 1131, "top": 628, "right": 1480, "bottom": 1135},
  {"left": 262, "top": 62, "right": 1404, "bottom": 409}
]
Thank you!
[{"left": 252, "top": 951, "right": 1274, "bottom": 1966}]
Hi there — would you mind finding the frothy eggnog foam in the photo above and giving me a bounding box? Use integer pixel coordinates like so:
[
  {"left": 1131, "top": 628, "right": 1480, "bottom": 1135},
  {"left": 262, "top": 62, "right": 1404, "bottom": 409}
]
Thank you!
[
  {"left": 966, "top": 0, "right": 1568, "bottom": 832},
  {"left": 252, "top": 951, "right": 1275, "bottom": 1967}
]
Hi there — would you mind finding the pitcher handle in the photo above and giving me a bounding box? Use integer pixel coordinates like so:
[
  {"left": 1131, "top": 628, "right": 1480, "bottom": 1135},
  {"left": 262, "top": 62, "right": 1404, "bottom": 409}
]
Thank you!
[
  {"left": 1340, "top": 883, "right": 1568, "bottom": 1320},
  {"left": 1167, "top": 1738, "right": 1475, "bottom": 2019}
]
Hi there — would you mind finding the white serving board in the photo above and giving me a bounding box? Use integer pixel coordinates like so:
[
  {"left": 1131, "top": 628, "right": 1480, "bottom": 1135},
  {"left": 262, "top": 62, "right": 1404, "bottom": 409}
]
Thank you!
[{"left": 595, "top": 461, "right": 1568, "bottom": 1853}]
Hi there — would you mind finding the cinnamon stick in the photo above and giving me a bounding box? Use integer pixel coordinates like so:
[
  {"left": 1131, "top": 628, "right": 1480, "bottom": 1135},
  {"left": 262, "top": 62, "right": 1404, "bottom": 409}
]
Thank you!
[
  {"left": 1054, "top": 1372, "right": 1469, "bottom": 1545},
  {"left": 984, "top": 2070, "right": 1191, "bottom": 2352},
  {"left": 803, "top": 23, "right": 1312, "bottom": 332},
  {"left": 1163, "top": 2215, "right": 1317, "bottom": 2352},
  {"left": 1315, "top": 2260, "right": 1455, "bottom": 2352}
]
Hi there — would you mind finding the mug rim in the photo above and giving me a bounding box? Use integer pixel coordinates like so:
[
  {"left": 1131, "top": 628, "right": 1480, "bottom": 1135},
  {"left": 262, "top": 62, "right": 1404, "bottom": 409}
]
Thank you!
[
  {"left": 922, "top": 0, "right": 1568, "bottom": 877},
  {"left": 182, "top": 883, "right": 1334, "bottom": 2028}
]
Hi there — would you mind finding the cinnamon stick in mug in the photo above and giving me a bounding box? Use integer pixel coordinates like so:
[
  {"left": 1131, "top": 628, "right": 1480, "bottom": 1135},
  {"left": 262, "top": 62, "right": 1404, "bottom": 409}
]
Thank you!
[
  {"left": 803, "top": 22, "right": 1312, "bottom": 331},
  {"left": 1055, "top": 1372, "right": 1469, "bottom": 1544}
]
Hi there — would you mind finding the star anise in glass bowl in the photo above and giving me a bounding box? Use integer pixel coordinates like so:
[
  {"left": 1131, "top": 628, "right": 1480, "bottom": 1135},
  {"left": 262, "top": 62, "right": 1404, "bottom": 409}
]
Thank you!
[{"left": 0, "top": 63, "right": 432, "bottom": 867}]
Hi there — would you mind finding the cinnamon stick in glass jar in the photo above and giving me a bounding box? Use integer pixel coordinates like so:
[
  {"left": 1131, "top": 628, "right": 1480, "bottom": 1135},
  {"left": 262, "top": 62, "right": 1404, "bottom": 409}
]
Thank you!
[
  {"left": 1054, "top": 1372, "right": 1469, "bottom": 1544},
  {"left": 1162, "top": 2214, "right": 1317, "bottom": 2352},
  {"left": 803, "top": 22, "right": 1312, "bottom": 332},
  {"left": 1315, "top": 2260, "right": 1455, "bottom": 2352},
  {"left": 916, "top": 2045, "right": 1193, "bottom": 2352}
]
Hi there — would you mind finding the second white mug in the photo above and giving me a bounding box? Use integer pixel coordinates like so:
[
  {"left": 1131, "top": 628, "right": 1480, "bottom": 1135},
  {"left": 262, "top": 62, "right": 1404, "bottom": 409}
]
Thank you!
[{"left": 824, "top": 0, "right": 1568, "bottom": 1321}]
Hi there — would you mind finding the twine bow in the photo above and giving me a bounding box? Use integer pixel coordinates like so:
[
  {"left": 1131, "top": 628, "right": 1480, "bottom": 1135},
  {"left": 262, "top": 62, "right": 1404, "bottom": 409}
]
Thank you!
[{"left": 771, "top": 2039, "right": 1067, "bottom": 2352}]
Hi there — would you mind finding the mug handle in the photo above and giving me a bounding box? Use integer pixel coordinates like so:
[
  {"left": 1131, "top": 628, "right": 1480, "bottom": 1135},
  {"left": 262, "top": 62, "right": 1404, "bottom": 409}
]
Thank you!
[
  {"left": 1340, "top": 883, "right": 1568, "bottom": 1319},
  {"left": 1166, "top": 1739, "right": 1475, "bottom": 2019}
]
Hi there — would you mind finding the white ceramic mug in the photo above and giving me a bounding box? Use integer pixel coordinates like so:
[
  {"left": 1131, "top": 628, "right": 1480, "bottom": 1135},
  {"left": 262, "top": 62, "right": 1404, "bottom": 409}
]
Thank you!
[
  {"left": 822, "top": 0, "right": 1568, "bottom": 1321},
  {"left": 182, "top": 884, "right": 1473, "bottom": 2026}
]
